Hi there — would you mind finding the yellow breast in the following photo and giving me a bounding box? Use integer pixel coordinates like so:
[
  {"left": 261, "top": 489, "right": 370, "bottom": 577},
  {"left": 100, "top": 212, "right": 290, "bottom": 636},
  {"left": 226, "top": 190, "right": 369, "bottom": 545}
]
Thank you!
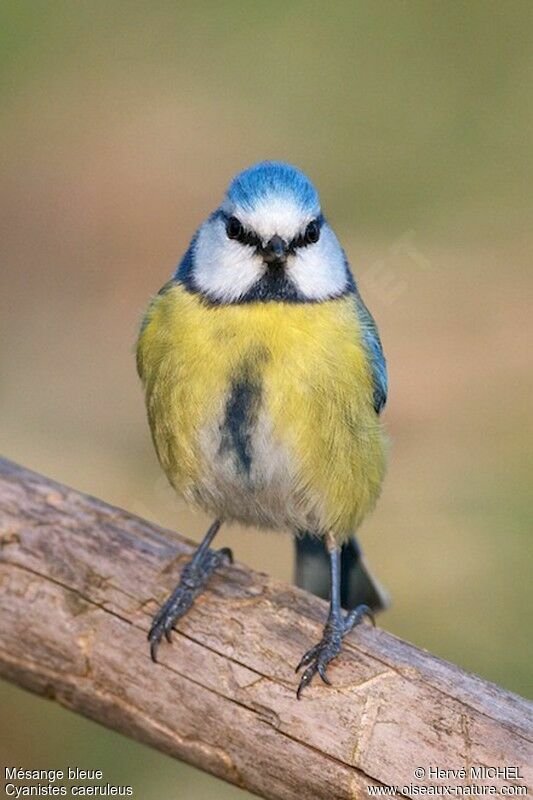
[{"left": 137, "top": 284, "right": 386, "bottom": 538}]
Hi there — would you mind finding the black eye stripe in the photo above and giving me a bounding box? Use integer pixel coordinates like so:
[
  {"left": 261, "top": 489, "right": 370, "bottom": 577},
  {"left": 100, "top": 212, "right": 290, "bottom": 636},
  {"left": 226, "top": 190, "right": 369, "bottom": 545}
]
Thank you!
[
  {"left": 226, "top": 215, "right": 244, "bottom": 240},
  {"left": 289, "top": 216, "right": 323, "bottom": 251},
  {"left": 304, "top": 219, "right": 320, "bottom": 244},
  {"left": 242, "top": 229, "right": 261, "bottom": 247},
  {"left": 223, "top": 213, "right": 323, "bottom": 250},
  {"left": 225, "top": 214, "right": 261, "bottom": 248}
]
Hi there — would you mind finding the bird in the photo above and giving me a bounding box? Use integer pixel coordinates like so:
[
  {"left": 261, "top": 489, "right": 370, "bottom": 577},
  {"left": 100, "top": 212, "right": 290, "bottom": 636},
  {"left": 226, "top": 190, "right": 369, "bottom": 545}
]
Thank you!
[{"left": 136, "top": 160, "right": 388, "bottom": 698}]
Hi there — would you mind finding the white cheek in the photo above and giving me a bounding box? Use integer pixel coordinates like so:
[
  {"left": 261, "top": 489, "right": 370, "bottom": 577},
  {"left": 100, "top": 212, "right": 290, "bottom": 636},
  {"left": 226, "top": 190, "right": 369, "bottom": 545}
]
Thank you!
[
  {"left": 288, "top": 228, "right": 348, "bottom": 300},
  {"left": 193, "top": 221, "right": 264, "bottom": 301}
]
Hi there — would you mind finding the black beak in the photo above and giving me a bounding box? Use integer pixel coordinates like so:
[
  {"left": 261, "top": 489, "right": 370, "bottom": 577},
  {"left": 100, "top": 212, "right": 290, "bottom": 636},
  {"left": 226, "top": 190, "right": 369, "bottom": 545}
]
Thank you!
[{"left": 261, "top": 235, "right": 288, "bottom": 266}]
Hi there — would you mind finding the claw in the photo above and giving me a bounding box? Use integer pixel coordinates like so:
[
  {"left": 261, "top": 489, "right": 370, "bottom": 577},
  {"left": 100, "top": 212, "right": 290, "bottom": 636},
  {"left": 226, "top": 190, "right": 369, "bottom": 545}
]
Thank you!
[
  {"left": 149, "top": 636, "right": 160, "bottom": 663},
  {"left": 296, "top": 644, "right": 336, "bottom": 698},
  {"left": 317, "top": 661, "right": 331, "bottom": 685},
  {"left": 295, "top": 644, "right": 319, "bottom": 673},
  {"left": 296, "top": 655, "right": 333, "bottom": 698},
  {"left": 295, "top": 602, "right": 370, "bottom": 697},
  {"left": 147, "top": 535, "right": 229, "bottom": 662},
  {"left": 218, "top": 547, "right": 234, "bottom": 564},
  {"left": 296, "top": 667, "right": 315, "bottom": 700},
  {"left": 344, "top": 603, "right": 375, "bottom": 634}
]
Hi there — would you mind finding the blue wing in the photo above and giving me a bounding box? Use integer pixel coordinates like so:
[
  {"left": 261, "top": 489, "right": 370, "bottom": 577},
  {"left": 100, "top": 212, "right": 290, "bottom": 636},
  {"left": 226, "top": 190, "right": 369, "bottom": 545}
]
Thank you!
[{"left": 354, "top": 292, "right": 388, "bottom": 414}]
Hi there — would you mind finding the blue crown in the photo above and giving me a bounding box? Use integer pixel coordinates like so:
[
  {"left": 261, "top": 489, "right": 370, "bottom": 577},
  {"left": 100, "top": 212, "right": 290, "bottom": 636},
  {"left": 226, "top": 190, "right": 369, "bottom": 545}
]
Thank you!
[{"left": 226, "top": 161, "right": 320, "bottom": 214}]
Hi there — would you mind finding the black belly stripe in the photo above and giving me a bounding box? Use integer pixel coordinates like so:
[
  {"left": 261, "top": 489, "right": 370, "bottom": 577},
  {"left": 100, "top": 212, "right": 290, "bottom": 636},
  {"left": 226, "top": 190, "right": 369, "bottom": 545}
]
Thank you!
[
  {"left": 220, "top": 379, "right": 261, "bottom": 474},
  {"left": 219, "top": 349, "right": 268, "bottom": 476}
]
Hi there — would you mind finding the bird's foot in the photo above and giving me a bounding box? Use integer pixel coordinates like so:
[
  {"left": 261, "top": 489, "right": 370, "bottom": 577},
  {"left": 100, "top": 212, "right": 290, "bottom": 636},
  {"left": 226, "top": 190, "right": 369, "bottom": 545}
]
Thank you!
[
  {"left": 295, "top": 604, "right": 374, "bottom": 699},
  {"left": 148, "top": 545, "right": 233, "bottom": 662}
]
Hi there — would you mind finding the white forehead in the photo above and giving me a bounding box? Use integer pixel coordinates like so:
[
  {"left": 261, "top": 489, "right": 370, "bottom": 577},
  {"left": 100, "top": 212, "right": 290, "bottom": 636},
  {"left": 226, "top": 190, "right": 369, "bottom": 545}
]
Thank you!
[{"left": 222, "top": 194, "right": 318, "bottom": 242}]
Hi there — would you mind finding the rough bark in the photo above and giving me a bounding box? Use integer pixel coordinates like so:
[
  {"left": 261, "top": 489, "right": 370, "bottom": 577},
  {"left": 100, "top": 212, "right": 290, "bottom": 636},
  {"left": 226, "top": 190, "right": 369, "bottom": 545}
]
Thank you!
[{"left": 0, "top": 458, "right": 531, "bottom": 800}]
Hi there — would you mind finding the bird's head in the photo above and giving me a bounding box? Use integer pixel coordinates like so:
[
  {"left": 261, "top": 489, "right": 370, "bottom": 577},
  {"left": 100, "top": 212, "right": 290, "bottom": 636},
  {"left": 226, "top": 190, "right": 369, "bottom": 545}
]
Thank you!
[{"left": 178, "top": 161, "right": 353, "bottom": 304}]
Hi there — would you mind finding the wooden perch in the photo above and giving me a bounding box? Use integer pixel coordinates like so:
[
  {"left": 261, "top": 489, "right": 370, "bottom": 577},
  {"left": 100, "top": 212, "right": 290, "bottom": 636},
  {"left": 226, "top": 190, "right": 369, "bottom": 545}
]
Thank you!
[{"left": 0, "top": 458, "right": 531, "bottom": 800}]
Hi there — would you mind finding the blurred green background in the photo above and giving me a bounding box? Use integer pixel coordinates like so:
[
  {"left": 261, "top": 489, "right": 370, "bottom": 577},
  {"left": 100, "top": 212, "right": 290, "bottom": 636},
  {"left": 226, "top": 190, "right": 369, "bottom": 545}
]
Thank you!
[{"left": 1, "top": 1, "right": 532, "bottom": 797}]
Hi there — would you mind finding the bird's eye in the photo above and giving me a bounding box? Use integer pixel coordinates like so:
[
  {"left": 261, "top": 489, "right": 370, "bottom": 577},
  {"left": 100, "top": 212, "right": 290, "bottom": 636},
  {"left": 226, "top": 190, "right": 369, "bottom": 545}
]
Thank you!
[
  {"left": 226, "top": 216, "right": 243, "bottom": 240},
  {"left": 304, "top": 219, "right": 320, "bottom": 244}
]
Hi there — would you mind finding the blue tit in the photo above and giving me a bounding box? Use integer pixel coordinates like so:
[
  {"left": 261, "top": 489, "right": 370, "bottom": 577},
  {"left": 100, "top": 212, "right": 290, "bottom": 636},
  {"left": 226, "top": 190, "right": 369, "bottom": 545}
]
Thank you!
[{"left": 137, "top": 161, "right": 388, "bottom": 697}]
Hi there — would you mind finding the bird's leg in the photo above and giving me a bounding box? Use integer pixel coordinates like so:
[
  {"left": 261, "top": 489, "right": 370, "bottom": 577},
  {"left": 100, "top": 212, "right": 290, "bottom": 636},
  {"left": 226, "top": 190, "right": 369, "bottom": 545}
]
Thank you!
[
  {"left": 148, "top": 519, "right": 231, "bottom": 661},
  {"left": 295, "top": 534, "right": 373, "bottom": 699}
]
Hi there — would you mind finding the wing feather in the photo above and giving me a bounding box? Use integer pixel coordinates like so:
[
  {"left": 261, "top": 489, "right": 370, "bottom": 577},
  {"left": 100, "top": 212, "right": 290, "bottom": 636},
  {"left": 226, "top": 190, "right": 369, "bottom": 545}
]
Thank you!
[{"left": 354, "top": 292, "right": 388, "bottom": 414}]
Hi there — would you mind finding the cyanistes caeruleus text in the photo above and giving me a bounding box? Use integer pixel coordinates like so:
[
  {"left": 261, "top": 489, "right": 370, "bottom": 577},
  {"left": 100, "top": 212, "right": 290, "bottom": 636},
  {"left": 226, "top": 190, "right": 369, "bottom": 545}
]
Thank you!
[{"left": 137, "top": 161, "right": 389, "bottom": 698}]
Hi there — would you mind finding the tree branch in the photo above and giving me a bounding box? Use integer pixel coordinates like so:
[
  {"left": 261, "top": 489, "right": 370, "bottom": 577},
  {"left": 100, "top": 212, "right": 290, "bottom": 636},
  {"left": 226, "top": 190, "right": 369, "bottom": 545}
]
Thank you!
[{"left": 0, "top": 458, "right": 531, "bottom": 799}]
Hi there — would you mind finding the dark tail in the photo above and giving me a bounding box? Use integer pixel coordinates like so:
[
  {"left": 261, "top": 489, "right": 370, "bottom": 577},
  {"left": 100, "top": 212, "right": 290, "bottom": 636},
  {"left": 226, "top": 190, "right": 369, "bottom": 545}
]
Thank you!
[{"left": 294, "top": 532, "right": 389, "bottom": 613}]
